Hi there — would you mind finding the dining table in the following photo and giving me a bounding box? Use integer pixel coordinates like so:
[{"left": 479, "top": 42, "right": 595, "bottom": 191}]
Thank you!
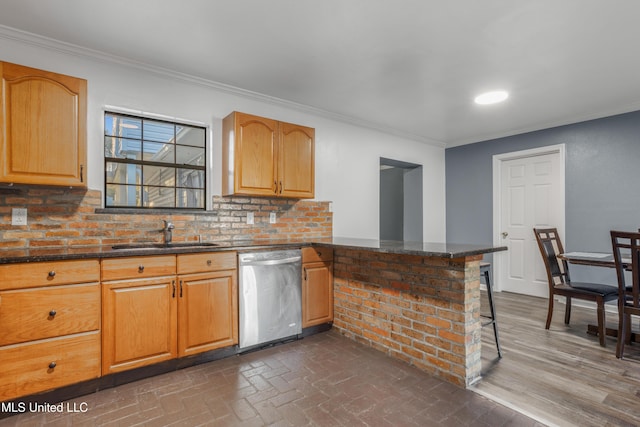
[
  {"left": 558, "top": 251, "right": 617, "bottom": 267},
  {"left": 558, "top": 251, "right": 638, "bottom": 343}
]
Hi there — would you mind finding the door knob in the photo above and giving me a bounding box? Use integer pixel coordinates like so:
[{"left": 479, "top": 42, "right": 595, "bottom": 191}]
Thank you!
[{"left": 501, "top": 232, "right": 509, "bottom": 238}]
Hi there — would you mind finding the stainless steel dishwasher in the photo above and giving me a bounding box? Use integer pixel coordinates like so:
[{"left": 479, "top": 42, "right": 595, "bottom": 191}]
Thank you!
[{"left": 238, "top": 249, "right": 302, "bottom": 350}]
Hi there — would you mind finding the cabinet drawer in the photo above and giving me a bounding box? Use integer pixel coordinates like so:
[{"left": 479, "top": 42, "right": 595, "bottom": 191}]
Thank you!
[
  {"left": 0, "top": 259, "right": 99, "bottom": 291},
  {"left": 177, "top": 251, "right": 237, "bottom": 274},
  {"left": 0, "top": 283, "right": 100, "bottom": 346},
  {"left": 302, "top": 247, "right": 333, "bottom": 263},
  {"left": 0, "top": 331, "right": 101, "bottom": 401},
  {"left": 101, "top": 255, "right": 176, "bottom": 281}
]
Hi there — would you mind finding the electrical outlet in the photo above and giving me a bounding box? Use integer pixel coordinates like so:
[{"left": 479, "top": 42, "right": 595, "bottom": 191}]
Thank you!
[
  {"left": 269, "top": 212, "right": 276, "bottom": 224},
  {"left": 12, "top": 208, "right": 27, "bottom": 226},
  {"left": 246, "top": 212, "right": 254, "bottom": 225}
]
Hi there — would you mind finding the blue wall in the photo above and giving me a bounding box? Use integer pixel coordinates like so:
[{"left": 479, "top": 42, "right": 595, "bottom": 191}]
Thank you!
[{"left": 445, "top": 110, "right": 640, "bottom": 283}]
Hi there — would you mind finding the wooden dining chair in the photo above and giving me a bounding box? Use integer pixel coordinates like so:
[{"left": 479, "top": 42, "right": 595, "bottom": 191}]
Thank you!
[
  {"left": 534, "top": 228, "right": 618, "bottom": 346},
  {"left": 610, "top": 230, "right": 640, "bottom": 358}
]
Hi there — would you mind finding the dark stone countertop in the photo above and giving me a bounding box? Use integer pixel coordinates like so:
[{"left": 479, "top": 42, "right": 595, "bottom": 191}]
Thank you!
[
  {"left": 328, "top": 237, "right": 507, "bottom": 258},
  {"left": 0, "top": 237, "right": 506, "bottom": 264}
]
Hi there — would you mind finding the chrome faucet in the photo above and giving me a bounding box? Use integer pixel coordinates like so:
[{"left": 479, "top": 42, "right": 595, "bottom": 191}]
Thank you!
[{"left": 161, "top": 220, "right": 175, "bottom": 245}]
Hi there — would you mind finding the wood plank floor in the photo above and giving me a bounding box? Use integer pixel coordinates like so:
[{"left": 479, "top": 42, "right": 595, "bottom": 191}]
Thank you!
[{"left": 473, "top": 291, "right": 640, "bottom": 427}]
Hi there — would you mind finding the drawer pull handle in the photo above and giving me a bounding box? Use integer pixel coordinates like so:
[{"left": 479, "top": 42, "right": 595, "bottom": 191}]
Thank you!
[
  {"left": 138, "top": 265, "right": 145, "bottom": 273},
  {"left": 49, "top": 310, "right": 57, "bottom": 317},
  {"left": 206, "top": 260, "right": 212, "bottom": 266},
  {"left": 48, "top": 362, "right": 57, "bottom": 369},
  {"left": 48, "top": 271, "right": 56, "bottom": 278}
]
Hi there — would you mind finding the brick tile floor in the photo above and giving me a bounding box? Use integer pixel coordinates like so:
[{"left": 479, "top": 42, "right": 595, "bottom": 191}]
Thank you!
[{"left": 0, "top": 331, "right": 541, "bottom": 426}]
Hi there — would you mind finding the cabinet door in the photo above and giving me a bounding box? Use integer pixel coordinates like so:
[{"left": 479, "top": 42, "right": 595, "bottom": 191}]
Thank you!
[
  {"left": 0, "top": 61, "right": 87, "bottom": 187},
  {"left": 302, "top": 261, "right": 333, "bottom": 327},
  {"left": 279, "top": 122, "right": 315, "bottom": 198},
  {"left": 178, "top": 270, "right": 238, "bottom": 356},
  {"left": 102, "top": 277, "right": 177, "bottom": 374},
  {"left": 227, "top": 112, "right": 278, "bottom": 196}
]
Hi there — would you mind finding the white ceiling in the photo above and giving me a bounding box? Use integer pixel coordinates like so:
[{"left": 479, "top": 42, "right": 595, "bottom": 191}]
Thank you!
[{"left": 1, "top": 0, "right": 640, "bottom": 147}]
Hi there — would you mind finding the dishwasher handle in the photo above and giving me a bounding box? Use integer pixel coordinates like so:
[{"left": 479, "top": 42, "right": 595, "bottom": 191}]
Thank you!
[{"left": 241, "top": 256, "right": 301, "bottom": 266}]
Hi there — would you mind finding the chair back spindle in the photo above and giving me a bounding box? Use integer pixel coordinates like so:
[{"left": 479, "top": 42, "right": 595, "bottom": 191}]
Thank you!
[{"left": 536, "top": 228, "right": 570, "bottom": 287}]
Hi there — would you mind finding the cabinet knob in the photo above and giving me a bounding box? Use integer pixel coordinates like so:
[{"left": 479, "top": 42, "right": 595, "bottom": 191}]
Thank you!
[
  {"left": 48, "top": 271, "right": 56, "bottom": 278},
  {"left": 138, "top": 265, "right": 145, "bottom": 273},
  {"left": 48, "top": 361, "right": 57, "bottom": 369},
  {"left": 49, "top": 310, "right": 57, "bottom": 317},
  {"left": 206, "top": 259, "right": 212, "bottom": 266}
]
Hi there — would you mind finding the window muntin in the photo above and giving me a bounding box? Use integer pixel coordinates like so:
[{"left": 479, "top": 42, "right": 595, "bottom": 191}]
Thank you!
[{"left": 104, "top": 112, "right": 206, "bottom": 209}]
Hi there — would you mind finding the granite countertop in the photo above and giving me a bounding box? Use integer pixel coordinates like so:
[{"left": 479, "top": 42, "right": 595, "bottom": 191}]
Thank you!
[
  {"left": 329, "top": 237, "right": 507, "bottom": 258},
  {"left": 0, "top": 237, "right": 506, "bottom": 264}
]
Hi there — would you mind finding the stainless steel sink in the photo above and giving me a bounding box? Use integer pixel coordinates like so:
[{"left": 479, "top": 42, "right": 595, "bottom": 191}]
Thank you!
[{"left": 111, "top": 242, "right": 220, "bottom": 250}]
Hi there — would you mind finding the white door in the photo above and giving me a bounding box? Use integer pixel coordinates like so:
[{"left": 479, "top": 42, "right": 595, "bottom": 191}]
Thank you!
[{"left": 494, "top": 146, "right": 565, "bottom": 297}]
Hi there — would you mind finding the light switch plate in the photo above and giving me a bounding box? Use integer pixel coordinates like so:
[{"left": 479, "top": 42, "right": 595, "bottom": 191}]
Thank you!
[
  {"left": 246, "top": 212, "right": 254, "bottom": 225},
  {"left": 269, "top": 212, "right": 276, "bottom": 224},
  {"left": 12, "top": 208, "right": 27, "bottom": 226}
]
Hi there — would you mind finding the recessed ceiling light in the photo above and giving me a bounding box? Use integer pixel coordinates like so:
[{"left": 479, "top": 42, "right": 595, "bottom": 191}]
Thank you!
[{"left": 474, "top": 90, "right": 509, "bottom": 105}]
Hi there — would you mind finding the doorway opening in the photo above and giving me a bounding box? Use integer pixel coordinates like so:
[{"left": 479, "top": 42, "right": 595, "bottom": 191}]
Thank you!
[{"left": 379, "top": 158, "right": 423, "bottom": 242}]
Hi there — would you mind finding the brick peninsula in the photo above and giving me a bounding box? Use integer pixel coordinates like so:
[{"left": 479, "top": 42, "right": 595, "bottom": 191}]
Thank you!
[{"left": 327, "top": 238, "right": 507, "bottom": 388}]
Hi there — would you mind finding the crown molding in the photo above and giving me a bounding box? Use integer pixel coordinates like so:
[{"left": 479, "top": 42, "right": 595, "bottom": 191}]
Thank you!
[{"left": 0, "top": 24, "right": 446, "bottom": 149}]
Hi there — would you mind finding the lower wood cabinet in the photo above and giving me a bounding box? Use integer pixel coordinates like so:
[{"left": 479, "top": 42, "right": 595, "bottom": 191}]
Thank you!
[
  {"left": 0, "top": 259, "right": 101, "bottom": 401},
  {"left": 301, "top": 247, "right": 334, "bottom": 328},
  {"left": 102, "top": 276, "right": 178, "bottom": 374},
  {"left": 177, "top": 252, "right": 238, "bottom": 356},
  {"left": 101, "top": 252, "right": 238, "bottom": 374},
  {"left": 101, "top": 255, "right": 178, "bottom": 374}
]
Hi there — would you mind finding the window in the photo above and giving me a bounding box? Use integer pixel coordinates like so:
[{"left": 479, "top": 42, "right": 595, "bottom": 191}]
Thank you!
[{"left": 104, "top": 112, "right": 206, "bottom": 209}]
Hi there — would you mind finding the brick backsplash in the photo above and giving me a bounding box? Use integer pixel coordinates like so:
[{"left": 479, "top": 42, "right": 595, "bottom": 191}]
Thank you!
[
  {"left": 332, "top": 248, "right": 483, "bottom": 387},
  {"left": 0, "top": 188, "right": 332, "bottom": 250}
]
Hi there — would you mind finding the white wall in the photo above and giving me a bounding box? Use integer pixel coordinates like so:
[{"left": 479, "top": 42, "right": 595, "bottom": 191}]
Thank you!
[{"left": 0, "top": 29, "right": 446, "bottom": 242}]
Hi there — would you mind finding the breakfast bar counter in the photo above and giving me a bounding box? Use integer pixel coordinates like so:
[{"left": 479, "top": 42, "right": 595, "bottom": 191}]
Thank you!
[{"left": 326, "top": 238, "right": 507, "bottom": 387}]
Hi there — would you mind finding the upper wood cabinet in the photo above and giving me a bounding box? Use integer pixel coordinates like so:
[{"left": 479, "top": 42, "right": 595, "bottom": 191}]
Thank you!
[
  {"left": 0, "top": 61, "right": 87, "bottom": 187},
  {"left": 222, "top": 111, "right": 314, "bottom": 198}
]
